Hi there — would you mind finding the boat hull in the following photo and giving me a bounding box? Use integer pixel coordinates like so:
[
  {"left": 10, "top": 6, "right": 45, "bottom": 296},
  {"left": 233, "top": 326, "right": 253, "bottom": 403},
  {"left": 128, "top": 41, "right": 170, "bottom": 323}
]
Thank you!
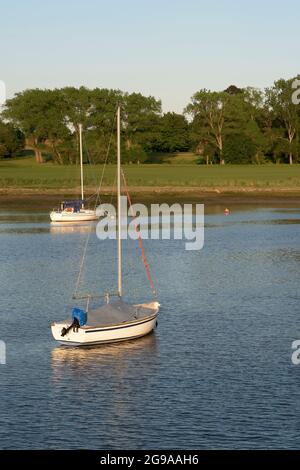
[
  {"left": 50, "top": 210, "right": 98, "bottom": 222},
  {"left": 51, "top": 304, "right": 159, "bottom": 346}
]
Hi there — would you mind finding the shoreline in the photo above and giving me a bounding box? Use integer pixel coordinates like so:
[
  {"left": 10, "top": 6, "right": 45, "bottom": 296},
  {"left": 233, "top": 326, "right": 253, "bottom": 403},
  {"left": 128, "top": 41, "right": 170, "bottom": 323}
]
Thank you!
[{"left": 1, "top": 186, "right": 300, "bottom": 208}]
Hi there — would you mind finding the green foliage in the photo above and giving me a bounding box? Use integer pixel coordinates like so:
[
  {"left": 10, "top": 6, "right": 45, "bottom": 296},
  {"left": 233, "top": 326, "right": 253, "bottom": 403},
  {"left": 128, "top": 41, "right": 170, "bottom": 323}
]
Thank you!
[
  {"left": 223, "top": 133, "right": 257, "bottom": 164},
  {"left": 265, "top": 77, "right": 300, "bottom": 164},
  {"left": 185, "top": 78, "right": 300, "bottom": 165},
  {"left": 3, "top": 87, "right": 162, "bottom": 164},
  {"left": 2, "top": 76, "right": 300, "bottom": 166},
  {"left": 121, "top": 93, "right": 162, "bottom": 155},
  {"left": 122, "top": 144, "right": 148, "bottom": 164},
  {"left": 0, "top": 120, "right": 25, "bottom": 157},
  {"left": 185, "top": 89, "right": 248, "bottom": 164},
  {"left": 3, "top": 89, "right": 70, "bottom": 163},
  {"left": 157, "top": 113, "right": 190, "bottom": 152}
]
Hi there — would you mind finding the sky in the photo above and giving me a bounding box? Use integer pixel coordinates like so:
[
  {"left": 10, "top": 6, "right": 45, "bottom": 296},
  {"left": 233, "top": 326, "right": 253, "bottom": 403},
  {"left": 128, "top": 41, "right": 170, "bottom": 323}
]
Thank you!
[{"left": 0, "top": 0, "right": 299, "bottom": 112}]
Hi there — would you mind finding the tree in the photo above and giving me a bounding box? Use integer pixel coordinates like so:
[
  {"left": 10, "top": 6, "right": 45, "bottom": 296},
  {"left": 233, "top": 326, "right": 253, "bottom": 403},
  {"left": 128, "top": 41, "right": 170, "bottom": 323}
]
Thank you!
[
  {"left": 57, "top": 87, "right": 96, "bottom": 164},
  {"left": 2, "top": 88, "right": 164, "bottom": 164},
  {"left": 223, "top": 133, "right": 257, "bottom": 164},
  {"left": 0, "top": 120, "right": 24, "bottom": 157},
  {"left": 87, "top": 88, "right": 123, "bottom": 163},
  {"left": 157, "top": 113, "right": 190, "bottom": 152},
  {"left": 265, "top": 78, "right": 300, "bottom": 164},
  {"left": 185, "top": 89, "right": 247, "bottom": 164},
  {"left": 3, "top": 89, "right": 68, "bottom": 163},
  {"left": 122, "top": 92, "right": 162, "bottom": 155},
  {"left": 224, "top": 85, "right": 243, "bottom": 95},
  {"left": 4, "top": 89, "right": 45, "bottom": 163}
]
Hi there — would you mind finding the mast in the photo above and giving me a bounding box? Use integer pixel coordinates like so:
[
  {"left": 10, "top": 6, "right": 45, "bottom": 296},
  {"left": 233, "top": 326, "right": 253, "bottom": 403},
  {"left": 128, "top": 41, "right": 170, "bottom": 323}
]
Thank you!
[
  {"left": 79, "top": 123, "right": 84, "bottom": 207},
  {"left": 117, "top": 107, "right": 122, "bottom": 297}
]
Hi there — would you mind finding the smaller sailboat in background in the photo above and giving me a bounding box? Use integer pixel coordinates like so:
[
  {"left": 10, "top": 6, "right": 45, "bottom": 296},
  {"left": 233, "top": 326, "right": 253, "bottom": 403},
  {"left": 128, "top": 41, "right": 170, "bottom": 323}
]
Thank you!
[{"left": 50, "top": 124, "right": 98, "bottom": 223}]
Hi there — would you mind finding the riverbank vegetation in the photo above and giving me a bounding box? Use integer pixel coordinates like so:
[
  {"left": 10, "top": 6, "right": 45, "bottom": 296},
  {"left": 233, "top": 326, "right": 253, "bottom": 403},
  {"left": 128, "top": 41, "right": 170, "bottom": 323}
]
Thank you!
[
  {"left": 2, "top": 157, "right": 300, "bottom": 191},
  {"left": 0, "top": 76, "right": 299, "bottom": 166}
]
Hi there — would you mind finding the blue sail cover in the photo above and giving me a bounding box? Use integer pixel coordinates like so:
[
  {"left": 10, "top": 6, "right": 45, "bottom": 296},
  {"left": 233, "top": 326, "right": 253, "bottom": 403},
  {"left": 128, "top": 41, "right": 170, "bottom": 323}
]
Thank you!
[
  {"left": 62, "top": 200, "right": 84, "bottom": 213},
  {"left": 72, "top": 307, "right": 87, "bottom": 326}
]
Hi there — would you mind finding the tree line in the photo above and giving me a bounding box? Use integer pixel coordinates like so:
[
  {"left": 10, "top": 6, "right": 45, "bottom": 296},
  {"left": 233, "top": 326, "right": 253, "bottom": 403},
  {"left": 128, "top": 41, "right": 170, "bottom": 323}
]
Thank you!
[{"left": 0, "top": 76, "right": 299, "bottom": 164}]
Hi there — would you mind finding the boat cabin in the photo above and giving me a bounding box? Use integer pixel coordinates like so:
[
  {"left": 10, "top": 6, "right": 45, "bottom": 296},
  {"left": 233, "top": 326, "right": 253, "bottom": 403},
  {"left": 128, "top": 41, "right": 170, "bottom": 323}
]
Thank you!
[{"left": 60, "top": 200, "right": 84, "bottom": 213}]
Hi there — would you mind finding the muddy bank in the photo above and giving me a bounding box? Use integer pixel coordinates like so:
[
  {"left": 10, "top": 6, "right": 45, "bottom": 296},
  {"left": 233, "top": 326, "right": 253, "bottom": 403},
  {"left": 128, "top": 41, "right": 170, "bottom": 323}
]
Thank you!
[{"left": 1, "top": 187, "right": 300, "bottom": 210}]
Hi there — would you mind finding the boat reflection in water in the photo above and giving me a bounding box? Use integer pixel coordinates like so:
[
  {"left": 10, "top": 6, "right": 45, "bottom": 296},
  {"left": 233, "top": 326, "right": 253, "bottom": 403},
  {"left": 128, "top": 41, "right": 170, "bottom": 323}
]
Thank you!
[
  {"left": 50, "top": 221, "right": 97, "bottom": 235},
  {"left": 51, "top": 332, "right": 158, "bottom": 379},
  {"left": 50, "top": 333, "right": 158, "bottom": 441}
]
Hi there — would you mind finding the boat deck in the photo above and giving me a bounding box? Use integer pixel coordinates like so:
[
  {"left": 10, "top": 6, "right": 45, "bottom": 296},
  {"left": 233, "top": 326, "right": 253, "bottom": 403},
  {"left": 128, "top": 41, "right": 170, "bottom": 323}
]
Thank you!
[{"left": 66, "top": 300, "right": 157, "bottom": 328}]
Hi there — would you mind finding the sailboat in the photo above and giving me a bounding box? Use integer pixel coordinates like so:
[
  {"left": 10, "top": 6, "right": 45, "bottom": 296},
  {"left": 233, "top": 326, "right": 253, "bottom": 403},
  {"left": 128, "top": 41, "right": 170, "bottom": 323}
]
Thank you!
[
  {"left": 51, "top": 107, "right": 160, "bottom": 346},
  {"left": 50, "top": 124, "right": 98, "bottom": 222}
]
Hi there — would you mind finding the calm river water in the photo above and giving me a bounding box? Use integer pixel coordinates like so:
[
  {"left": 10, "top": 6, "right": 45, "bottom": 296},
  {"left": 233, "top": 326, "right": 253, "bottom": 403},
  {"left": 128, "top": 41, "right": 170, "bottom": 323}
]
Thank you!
[{"left": 0, "top": 205, "right": 300, "bottom": 449}]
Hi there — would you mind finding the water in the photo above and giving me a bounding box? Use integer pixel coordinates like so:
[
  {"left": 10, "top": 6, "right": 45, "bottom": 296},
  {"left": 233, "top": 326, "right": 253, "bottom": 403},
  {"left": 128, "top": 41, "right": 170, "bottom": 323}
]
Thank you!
[{"left": 0, "top": 205, "right": 300, "bottom": 449}]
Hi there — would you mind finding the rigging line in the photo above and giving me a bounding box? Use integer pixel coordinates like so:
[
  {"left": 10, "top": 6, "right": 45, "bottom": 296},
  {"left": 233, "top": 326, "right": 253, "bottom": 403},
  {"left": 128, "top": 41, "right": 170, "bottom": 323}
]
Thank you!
[
  {"left": 73, "top": 111, "right": 117, "bottom": 299},
  {"left": 125, "top": 228, "right": 139, "bottom": 301},
  {"left": 93, "top": 111, "right": 118, "bottom": 211},
  {"left": 109, "top": 171, "right": 117, "bottom": 206},
  {"left": 82, "top": 136, "right": 101, "bottom": 193},
  {"left": 121, "top": 168, "right": 157, "bottom": 297},
  {"left": 84, "top": 126, "right": 110, "bottom": 166}
]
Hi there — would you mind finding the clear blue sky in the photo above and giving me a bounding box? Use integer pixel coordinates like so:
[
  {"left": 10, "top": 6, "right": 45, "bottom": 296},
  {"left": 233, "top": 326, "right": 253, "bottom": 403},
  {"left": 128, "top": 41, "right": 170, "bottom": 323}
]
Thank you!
[{"left": 0, "top": 0, "right": 299, "bottom": 112}]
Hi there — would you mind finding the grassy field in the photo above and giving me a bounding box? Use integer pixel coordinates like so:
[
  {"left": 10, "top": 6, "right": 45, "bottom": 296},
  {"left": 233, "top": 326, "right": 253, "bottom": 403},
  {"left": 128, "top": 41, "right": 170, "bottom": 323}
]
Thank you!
[{"left": 1, "top": 156, "right": 300, "bottom": 192}]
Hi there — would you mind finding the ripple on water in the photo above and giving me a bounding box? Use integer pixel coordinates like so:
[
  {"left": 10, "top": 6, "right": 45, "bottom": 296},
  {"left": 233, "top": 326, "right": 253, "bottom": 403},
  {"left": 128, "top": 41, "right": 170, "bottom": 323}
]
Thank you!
[{"left": 0, "top": 206, "right": 299, "bottom": 449}]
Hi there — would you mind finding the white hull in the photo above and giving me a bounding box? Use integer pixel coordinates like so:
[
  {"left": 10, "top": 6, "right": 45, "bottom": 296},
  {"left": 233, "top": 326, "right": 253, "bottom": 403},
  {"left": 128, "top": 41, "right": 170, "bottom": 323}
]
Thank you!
[
  {"left": 51, "top": 302, "right": 159, "bottom": 346},
  {"left": 50, "top": 210, "right": 98, "bottom": 223}
]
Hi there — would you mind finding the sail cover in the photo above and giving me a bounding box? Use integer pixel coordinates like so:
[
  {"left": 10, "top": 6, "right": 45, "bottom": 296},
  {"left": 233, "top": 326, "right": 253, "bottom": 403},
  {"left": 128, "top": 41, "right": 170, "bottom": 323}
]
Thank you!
[
  {"left": 84, "top": 300, "right": 156, "bottom": 327},
  {"left": 62, "top": 200, "right": 84, "bottom": 212}
]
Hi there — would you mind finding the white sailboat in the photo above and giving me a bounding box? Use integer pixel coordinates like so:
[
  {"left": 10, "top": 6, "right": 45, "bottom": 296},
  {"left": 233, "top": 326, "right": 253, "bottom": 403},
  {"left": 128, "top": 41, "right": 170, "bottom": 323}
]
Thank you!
[
  {"left": 50, "top": 124, "right": 98, "bottom": 223},
  {"left": 51, "top": 107, "right": 160, "bottom": 346}
]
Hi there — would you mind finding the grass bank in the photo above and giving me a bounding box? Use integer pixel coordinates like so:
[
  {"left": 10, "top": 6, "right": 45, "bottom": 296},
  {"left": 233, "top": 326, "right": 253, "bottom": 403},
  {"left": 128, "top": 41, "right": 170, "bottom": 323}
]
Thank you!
[{"left": 1, "top": 157, "right": 300, "bottom": 194}]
